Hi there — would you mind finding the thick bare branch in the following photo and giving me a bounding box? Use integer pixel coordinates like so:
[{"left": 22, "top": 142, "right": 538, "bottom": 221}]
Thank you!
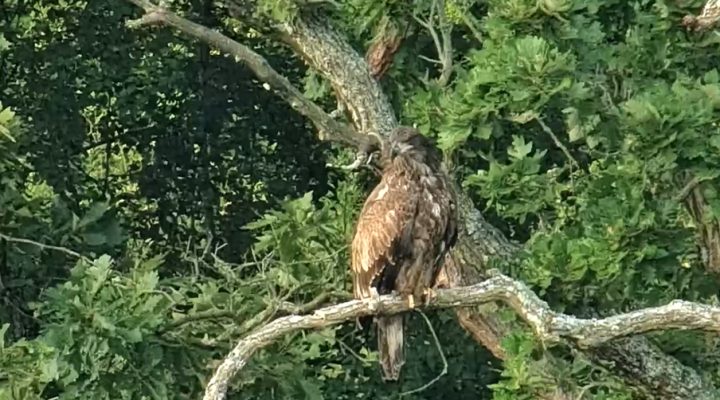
[
  {"left": 274, "top": 12, "right": 398, "bottom": 136},
  {"left": 203, "top": 272, "right": 720, "bottom": 400},
  {"left": 124, "top": 0, "right": 371, "bottom": 148}
]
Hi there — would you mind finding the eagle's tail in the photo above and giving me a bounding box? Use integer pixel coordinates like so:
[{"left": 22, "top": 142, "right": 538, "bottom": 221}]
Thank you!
[{"left": 376, "top": 315, "right": 405, "bottom": 381}]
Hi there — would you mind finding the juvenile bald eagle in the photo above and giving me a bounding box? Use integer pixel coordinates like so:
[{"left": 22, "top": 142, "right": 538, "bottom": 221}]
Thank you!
[{"left": 350, "top": 126, "right": 458, "bottom": 381}]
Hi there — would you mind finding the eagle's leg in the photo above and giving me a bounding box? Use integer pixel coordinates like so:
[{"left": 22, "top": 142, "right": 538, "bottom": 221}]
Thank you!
[
  {"left": 366, "top": 287, "right": 381, "bottom": 312},
  {"left": 406, "top": 294, "right": 415, "bottom": 309}
]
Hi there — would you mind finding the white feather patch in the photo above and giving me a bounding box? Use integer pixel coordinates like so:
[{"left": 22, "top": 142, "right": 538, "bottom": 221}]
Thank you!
[
  {"left": 373, "top": 184, "right": 389, "bottom": 200},
  {"left": 431, "top": 203, "right": 442, "bottom": 217}
]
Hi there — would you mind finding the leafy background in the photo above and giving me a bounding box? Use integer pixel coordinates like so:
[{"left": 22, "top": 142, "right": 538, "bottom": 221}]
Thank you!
[{"left": 2, "top": 0, "right": 720, "bottom": 399}]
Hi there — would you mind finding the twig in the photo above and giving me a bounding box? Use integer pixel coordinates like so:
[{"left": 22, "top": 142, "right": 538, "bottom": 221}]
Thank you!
[
  {"left": 675, "top": 175, "right": 711, "bottom": 203},
  {"left": 460, "top": 13, "right": 483, "bottom": 44},
  {"left": 535, "top": 117, "right": 579, "bottom": 168},
  {"left": 278, "top": 291, "right": 351, "bottom": 315},
  {"left": 418, "top": 54, "right": 442, "bottom": 64},
  {"left": 202, "top": 272, "right": 720, "bottom": 400},
  {"left": 576, "top": 382, "right": 609, "bottom": 399},
  {"left": 0, "top": 233, "right": 86, "bottom": 260},
  {"left": 157, "top": 310, "right": 238, "bottom": 334},
  {"left": 399, "top": 310, "right": 447, "bottom": 397}
]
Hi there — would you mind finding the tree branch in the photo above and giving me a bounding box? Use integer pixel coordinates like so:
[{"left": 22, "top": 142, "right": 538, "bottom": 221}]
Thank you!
[
  {"left": 203, "top": 272, "right": 720, "bottom": 400},
  {"left": 124, "top": 0, "right": 370, "bottom": 148},
  {"left": 587, "top": 336, "right": 716, "bottom": 400},
  {"left": 272, "top": 12, "right": 399, "bottom": 136},
  {"left": 0, "top": 232, "right": 86, "bottom": 260}
]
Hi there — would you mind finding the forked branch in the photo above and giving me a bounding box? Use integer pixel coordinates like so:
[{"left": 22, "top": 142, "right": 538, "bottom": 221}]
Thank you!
[
  {"left": 203, "top": 272, "right": 720, "bottom": 400},
  {"left": 124, "top": 0, "right": 369, "bottom": 148},
  {"left": 413, "top": 0, "right": 454, "bottom": 86}
]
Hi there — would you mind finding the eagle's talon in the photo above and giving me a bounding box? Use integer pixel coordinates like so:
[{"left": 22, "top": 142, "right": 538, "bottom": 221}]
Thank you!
[
  {"left": 366, "top": 287, "right": 381, "bottom": 312},
  {"left": 407, "top": 294, "right": 415, "bottom": 309}
]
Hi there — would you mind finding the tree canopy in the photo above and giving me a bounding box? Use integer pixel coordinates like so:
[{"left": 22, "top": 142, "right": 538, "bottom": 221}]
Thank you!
[{"left": 2, "top": 0, "right": 720, "bottom": 399}]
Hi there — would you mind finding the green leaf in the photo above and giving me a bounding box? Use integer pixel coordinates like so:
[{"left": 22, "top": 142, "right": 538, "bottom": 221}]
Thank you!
[
  {"left": 0, "top": 34, "right": 11, "bottom": 51},
  {"left": 82, "top": 232, "right": 107, "bottom": 246},
  {"left": 710, "top": 135, "right": 720, "bottom": 150},
  {"left": 509, "top": 110, "right": 539, "bottom": 124},
  {"left": 299, "top": 379, "right": 324, "bottom": 400},
  {"left": 704, "top": 69, "right": 719, "bottom": 84},
  {"left": 92, "top": 313, "right": 116, "bottom": 332},
  {"left": 437, "top": 126, "right": 472, "bottom": 151},
  {"left": 508, "top": 135, "right": 533, "bottom": 160},
  {"left": 77, "top": 202, "right": 109, "bottom": 229},
  {"left": 0, "top": 323, "right": 8, "bottom": 349},
  {"left": 121, "top": 328, "right": 143, "bottom": 343}
]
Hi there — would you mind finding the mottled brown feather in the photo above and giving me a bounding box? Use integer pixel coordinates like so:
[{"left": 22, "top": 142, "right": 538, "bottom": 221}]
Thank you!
[
  {"left": 350, "top": 126, "right": 458, "bottom": 382},
  {"left": 351, "top": 170, "right": 419, "bottom": 299}
]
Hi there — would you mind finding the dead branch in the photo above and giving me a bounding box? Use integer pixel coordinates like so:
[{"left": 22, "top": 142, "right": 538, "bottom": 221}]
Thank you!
[
  {"left": 0, "top": 232, "right": 87, "bottom": 260},
  {"left": 678, "top": 173, "right": 720, "bottom": 275},
  {"left": 124, "top": 0, "right": 369, "bottom": 148},
  {"left": 203, "top": 271, "right": 720, "bottom": 400},
  {"left": 535, "top": 117, "right": 579, "bottom": 168},
  {"left": 413, "top": 0, "right": 454, "bottom": 86}
]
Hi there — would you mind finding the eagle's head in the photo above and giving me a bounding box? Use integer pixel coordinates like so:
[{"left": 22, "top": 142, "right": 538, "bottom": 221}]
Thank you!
[{"left": 387, "top": 126, "right": 442, "bottom": 170}]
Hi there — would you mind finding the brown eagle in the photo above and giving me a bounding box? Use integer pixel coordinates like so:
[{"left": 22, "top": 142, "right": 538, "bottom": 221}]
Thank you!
[{"left": 350, "top": 126, "right": 458, "bottom": 381}]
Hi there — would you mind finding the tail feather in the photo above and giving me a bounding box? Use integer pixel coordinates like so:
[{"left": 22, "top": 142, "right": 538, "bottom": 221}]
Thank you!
[{"left": 376, "top": 315, "right": 404, "bottom": 381}]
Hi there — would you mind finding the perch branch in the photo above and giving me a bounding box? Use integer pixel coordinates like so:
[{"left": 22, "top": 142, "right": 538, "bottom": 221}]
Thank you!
[
  {"left": 124, "top": 0, "right": 369, "bottom": 148},
  {"left": 203, "top": 272, "right": 720, "bottom": 400}
]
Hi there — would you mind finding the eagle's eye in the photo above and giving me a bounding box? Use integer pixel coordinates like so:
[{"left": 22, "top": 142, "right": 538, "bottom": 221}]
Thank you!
[{"left": 390, "top": 141, "right": 412, "bottom": 158}]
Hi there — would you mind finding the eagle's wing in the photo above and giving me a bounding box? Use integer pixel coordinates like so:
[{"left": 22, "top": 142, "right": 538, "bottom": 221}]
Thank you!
[{"left": 351, "top": 172, "right": 417, "bottom": 299}]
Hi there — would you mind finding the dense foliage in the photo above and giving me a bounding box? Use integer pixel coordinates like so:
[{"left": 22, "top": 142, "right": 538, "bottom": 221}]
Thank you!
[{"left": 2, "top": 0, "right": 720, "bottom": 399}]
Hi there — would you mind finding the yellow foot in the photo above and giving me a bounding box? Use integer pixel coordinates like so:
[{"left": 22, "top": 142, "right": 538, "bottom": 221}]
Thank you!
[{"left": 407, "top": 294, "right": 415, "bottom": 309}]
